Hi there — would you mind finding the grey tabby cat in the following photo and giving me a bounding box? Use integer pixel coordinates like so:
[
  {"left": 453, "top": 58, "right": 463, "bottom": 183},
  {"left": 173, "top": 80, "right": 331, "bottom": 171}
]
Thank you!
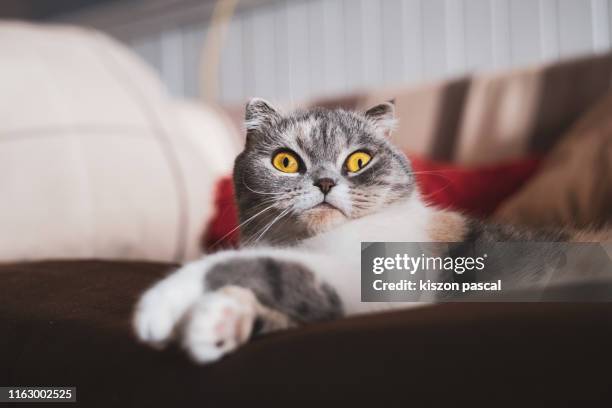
[{"left": 134, "top": 98, "right": 607, "bottom": 364}]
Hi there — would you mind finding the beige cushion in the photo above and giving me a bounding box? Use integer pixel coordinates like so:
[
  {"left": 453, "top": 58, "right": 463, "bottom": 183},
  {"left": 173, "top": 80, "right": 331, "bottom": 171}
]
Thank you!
[
  {"left": 495, "top": 91, "right": 612, "bottom": 229},
  {"left": 0, "top": 22, "right": 240, "bottom": 262}
]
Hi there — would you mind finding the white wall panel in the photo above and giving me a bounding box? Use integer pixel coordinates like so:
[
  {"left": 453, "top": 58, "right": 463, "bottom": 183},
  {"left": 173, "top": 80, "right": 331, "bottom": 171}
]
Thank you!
[
  {"left": 422, "top": 0, "right": 447, "bottom": 80},
  {"left": 240, "top": 10, "right": 256, "bottom": 100},
  {"left": 251, "top": 5, "right": 277, "bottom": 100},
  {"left": 402, "top": 0, "right": 424, "bottom": 82},
  {"left": 286, "top": 0, "right": 311, "bottom": 102},
  {"left": 361, "top": 0, "right": 384, "bottom": 87},
  {"left": 343, "top": 0, "right": 364, "bottom": 91},
  {"left": 160, "top": 29, "right": 184, "bottom": 96},
  {"left": 322, "top": 0, "right": 347, "bottom": 95},
  {"left": 491, "top": 0, "right": 512, "bottom": 68},
  {"left": 219, "top": 18, "right": 243, "bottom": 103},
  {"left": 539, "top": 0, "right": 560, "bottom": 60},
  {"left": 381, "top": 0, "right": 405, "bottom": 85},
  {"left": 465, "top": 0, "right": 494, "bottom": 70},
  {"left": 591, "top": 0, "right": 610, "bottom": 51},
  {"left": 182, "top": 26, "right": 206, "bottom": 99},
  {"left": 273, "top": 1, "right": 291, "bottom": 104},
  {"left": 445, "top": 0, "right": 466, "bottom": 75},
  {"left": 509, "top": 0, "right": 542, "bottom": 66},
  {"left": 558, "top": 0, "right": 593, "bottom": 56},
  {"left": 116, "top": 0, "right": 612, "bottom": 103},
  {"left": 610, "top": 0, "right": 612, "bottom": 44},
  {"left": 308, "top": 0, "right": 328, "bottom": 96}
]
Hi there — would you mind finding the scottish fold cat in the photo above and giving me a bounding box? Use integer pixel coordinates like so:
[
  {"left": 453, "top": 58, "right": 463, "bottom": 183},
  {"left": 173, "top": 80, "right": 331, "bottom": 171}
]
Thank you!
[{"left": 133, "top": 98, "right": 604, "bottom": 364}]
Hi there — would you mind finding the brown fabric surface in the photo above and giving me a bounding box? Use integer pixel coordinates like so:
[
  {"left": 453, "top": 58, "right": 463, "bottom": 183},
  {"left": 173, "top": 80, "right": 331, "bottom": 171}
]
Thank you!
[
  {"left": 2, "top": 260, "right": 612, "bottom": 406},
  {"left": 495, "top": 91, "right": 612, "bottom": 229}
]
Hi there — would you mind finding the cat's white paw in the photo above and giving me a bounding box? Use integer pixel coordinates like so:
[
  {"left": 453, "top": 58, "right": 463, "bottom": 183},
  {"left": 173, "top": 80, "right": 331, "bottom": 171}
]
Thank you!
[
  {"left": 133, "top": 260, "right": 211, "bottom": 347},
  {"left": 182, "top": 289, "right": 257, "bottom": 364},
  {"left": 134, "top": 284, "right": 193, "bottom": 347},
  {"left": 133, "top": 291, "right": 177, "bottom": 347}
]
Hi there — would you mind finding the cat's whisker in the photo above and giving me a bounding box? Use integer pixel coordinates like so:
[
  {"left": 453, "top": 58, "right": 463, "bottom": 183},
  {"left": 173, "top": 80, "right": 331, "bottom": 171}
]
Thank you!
[
  {"left": 410, "top": 171, "right": 454, "bottom": 183},
  {"left": 210, "top": 202, "right": 279, "bottom": 249},
  {"left": 241, "top": 177, "right": 286, "bottom": 196},
  {"left": 248, "top": 196, "right": 283, "bottom": 208},
  {"left": 250, "top": 207, "right": 293, "bottom": 246},
  {"left": 418, "top": 182, "right": 453, "bottom": 200},
  {"left": 245, "top": 210, "right": 288, "bottom": 247}
]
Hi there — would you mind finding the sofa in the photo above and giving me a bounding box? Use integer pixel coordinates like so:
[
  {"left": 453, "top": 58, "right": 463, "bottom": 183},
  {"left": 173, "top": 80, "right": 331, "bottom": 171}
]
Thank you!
[{"left": 2, "top": 23, "right": 612, "bottom": 406}]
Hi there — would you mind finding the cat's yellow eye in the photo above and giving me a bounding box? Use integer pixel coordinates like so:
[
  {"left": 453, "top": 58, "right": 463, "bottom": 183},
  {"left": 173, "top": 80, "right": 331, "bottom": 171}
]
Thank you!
[
  {"left": 272, "top": 151, "right": 300, "bottom": 173},
  {"left": 345, "top": 151, "right": 372, "bottom": 173}
]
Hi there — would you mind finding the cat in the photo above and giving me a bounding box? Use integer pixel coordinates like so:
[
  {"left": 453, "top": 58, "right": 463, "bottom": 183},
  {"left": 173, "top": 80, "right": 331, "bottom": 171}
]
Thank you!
[{"left": 133, "top": 98, "right": 608, "bottom": 364}]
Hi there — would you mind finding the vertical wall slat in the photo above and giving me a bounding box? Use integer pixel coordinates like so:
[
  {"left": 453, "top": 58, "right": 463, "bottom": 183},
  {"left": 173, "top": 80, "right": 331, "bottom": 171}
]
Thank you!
[
  {"left": 445, "top": 0, "right": 466, "bottom": 75},
  {"left": 401, "top": 0, "right": 424, "bottom": 82},
  {"left": 322, "top": 0, "right": 346, "bottom": 95},
  {"left": 361, "top": 0, "right": 384, "bottom": 87},
  {"left": 491, "top": 0, "right": 511, "bottom": 68},
  {"left": 381, "top": 0, "right": 404, "bottom": 85},
  {"left": 251, "top": 5, "right": 277, "bottom": 100},
  {"left": 287, "top": 0, "right": 311, "bottom": 103},
  {"left": 219, "top": 18, "right": 244, "bottom": 103},
  {"left": 308, "top": 0, "right": 327, "bottom": 98},
  {"left": 182, "top": 26, "right": 206, "bottom": 99},
  {"left": 509, "top": 0, "right": 542, "bottom": 66},
  {"left": 343, "top": 0, "right": 363, "bottom": 90},
  {"left": 539, "top": 0, "right": 560, "bottom": 61},
  {"left": 240, "top": 10, "right": 256, "bottom": 99},
  {"left": 610, "top": 0, "right": 612, "bottom": 44},
  {"left": 421, "top": 0, "right": 447, "bottom": 80},
  {"left": 558, "top": 0, "right": 593, "bottom": 57},
  {"left": 465, "top": 0, "right": 493, "bottom": 70},
  {"left": 160, "top": 29, "right": 185, "bottom": 96},
  {"left": 274, "top": 1, "right": 291, "bottom": 104},
  {"left": 591, "top": 0, "right": 610, "bottom": 51}
]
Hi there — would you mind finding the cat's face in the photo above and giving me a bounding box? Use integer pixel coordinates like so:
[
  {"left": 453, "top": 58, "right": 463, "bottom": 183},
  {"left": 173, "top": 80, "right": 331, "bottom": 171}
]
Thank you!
[{"left": 233, "top": 98, "right": 414, "bottom": 245}]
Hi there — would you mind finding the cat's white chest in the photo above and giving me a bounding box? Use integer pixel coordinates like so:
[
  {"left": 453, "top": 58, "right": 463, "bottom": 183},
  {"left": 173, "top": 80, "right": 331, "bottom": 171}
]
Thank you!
[
  {"left": 295, "top": 196, "right": 435, "bottom": 314},
  {"left": 300, "top": 195, "right": 435, "bottom": 253}
]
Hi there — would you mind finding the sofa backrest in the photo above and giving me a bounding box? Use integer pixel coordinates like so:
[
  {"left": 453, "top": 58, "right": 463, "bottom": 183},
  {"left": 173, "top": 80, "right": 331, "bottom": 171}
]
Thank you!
[{"left": 309, "top": 52, "right": 612, "bottom": 166}]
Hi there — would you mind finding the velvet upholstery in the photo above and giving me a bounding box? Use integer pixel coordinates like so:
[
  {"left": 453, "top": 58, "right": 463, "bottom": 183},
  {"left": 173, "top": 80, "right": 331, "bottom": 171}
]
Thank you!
[{"left": 2, "top": 261, "right": 611, "bottom": 406}]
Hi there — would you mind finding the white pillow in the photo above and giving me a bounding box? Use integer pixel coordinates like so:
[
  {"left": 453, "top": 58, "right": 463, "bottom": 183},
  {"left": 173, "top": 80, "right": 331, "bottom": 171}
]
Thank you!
[{"left": 0, "top": 22, "right": 241, "bottom": 263}]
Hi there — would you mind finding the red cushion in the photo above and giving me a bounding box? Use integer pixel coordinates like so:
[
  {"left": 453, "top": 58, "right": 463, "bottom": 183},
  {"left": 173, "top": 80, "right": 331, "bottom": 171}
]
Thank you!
[
  {"left": 202, "top": 155, "right": 542, "bottom": 250},
  {"left": 203, "top": 177, "right": 240, "bottom": 249},
  {"left": 409, "top": 155, "right": 542, "bottom": 217}
]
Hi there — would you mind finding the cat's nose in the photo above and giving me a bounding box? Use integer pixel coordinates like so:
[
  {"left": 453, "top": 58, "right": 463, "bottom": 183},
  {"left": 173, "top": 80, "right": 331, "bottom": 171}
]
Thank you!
[{"left": 314, "top": 178, "right": 336, "bottom": 194}]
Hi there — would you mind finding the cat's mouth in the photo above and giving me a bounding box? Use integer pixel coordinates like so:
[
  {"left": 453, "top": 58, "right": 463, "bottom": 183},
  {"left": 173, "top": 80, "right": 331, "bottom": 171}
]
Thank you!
[
  {"left": 298, "top": 201, "right": 347, "bottom": 234},
  {"left": 313, "top": 202, "right": 338, "bottom": 211},
  {"left": 310, "top": 201, "right": 346, "bottom": 216}
]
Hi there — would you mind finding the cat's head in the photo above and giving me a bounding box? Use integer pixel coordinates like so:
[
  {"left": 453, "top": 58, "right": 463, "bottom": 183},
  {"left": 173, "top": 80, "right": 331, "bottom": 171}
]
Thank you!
[{"left": 233, "top": 98, "right": 414, "bottom": 245}]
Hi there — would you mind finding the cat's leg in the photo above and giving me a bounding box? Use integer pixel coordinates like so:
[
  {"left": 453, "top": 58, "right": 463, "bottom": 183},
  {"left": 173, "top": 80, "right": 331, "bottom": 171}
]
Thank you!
[{"left": 134, "top": 248, "right": 344, "bottom": 363}]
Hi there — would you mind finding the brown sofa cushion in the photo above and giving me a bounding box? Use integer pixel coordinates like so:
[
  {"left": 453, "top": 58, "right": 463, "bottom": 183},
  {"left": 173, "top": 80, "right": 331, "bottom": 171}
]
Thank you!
[
  {"left": 2, "top": 260, "right": 612, "bottom": 405},
  {"left": 495, "top": 91, "right": 612, "bottom": 229}
]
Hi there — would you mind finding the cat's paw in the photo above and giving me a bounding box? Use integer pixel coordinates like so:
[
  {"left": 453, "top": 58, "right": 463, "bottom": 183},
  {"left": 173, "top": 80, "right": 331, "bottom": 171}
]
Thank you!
[
  {"left": 133, "top": 291, "right": 178, "bottom": 347},
  {"left": 133, "top": 282, "right": 197, "bottom": 347},
  {"left": 182, "top": 287, "right": 257, "bottom": 363},
  {"left": 133, "top": 260, "right": 211, "bottom": 348}
]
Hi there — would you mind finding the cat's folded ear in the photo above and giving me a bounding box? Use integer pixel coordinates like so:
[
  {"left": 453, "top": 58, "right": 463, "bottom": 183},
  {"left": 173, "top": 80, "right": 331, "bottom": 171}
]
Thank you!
[
  {"left": 245, "top": 98, "right": 281, "bottom": 133},
  {"left": 364, "top": 101, "right": 397, "bottom": 137}
]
